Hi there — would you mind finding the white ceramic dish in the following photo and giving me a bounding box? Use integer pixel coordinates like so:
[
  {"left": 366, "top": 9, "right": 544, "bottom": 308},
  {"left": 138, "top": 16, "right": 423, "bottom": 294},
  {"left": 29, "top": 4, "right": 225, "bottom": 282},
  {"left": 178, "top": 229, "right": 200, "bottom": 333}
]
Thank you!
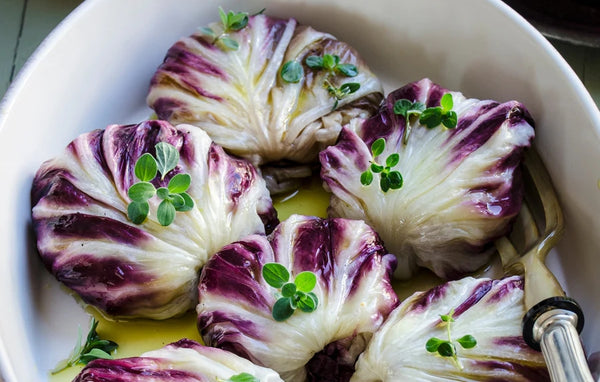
[{"left": 1, "top": 0, "right": 599, "bottom": 380}]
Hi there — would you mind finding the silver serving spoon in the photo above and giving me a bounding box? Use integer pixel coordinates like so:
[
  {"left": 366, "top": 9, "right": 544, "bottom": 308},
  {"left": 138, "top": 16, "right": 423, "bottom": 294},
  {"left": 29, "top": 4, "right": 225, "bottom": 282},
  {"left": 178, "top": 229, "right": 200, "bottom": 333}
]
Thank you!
[{"left": 495, "top": 148, "right": 594, "bottom": 382}]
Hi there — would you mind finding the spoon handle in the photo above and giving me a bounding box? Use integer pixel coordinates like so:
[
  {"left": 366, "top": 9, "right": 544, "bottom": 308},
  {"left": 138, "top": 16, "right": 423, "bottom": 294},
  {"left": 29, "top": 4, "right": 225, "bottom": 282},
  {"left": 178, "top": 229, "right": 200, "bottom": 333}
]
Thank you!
[{"left": 523, "top": 298, "right": 594, "bottom": 382}]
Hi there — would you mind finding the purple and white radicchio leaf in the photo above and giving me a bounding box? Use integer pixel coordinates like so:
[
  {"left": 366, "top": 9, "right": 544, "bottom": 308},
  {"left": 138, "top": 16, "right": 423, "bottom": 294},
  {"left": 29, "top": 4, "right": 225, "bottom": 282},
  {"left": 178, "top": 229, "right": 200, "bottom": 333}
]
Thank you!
[
  {"left": 74, "top": 338, "right": 284, "bottom": 381},
  {"left": 196, "top": 215, "right": 398, "bottom": 382},
  {"left": 351, "top": 276, "right": 549, "bottom": 382},
  {"left": 147, "top": 14, "right": 383, "bottom": 193},
  {"left": 31, "top": 120, "right": 277, "bottom": 319},
  {"left": 320, "top": 78, "right": 535, "bottom": 279}
]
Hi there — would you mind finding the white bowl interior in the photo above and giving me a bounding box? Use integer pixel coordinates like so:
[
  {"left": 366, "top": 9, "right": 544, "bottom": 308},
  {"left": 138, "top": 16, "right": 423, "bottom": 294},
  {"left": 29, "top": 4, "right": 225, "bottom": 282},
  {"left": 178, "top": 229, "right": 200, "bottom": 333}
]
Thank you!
[{"left": 1, "top": 0, "right": 599, "bottom": 380}]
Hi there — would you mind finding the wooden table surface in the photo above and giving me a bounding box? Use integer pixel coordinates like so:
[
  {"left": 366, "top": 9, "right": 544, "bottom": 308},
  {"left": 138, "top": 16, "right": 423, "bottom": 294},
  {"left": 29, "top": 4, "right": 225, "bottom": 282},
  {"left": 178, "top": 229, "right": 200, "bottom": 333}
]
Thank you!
[{"left": 0, "top": 1, "right": 600, "bottom": 381}]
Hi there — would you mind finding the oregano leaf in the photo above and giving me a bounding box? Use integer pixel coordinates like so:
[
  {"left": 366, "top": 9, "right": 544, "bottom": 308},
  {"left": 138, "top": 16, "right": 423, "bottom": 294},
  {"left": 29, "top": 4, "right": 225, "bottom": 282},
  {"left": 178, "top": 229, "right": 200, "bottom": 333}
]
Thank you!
[
  {"left": 128, "top": 182, "right": 156, "bottom": 202},
  {"left": 419, "top": 107, "right": 443, "bottom": 129},
  {"left": 360, "top": 170, "right": 373, "bottom": 186},
  {"left": 386, "top": 153, "right": 400, "bottom": 168},
  {"left": 220, "top": 37, "right": 240, "bottom": 51},
  {"left": 134, "top": 153, "right": 158, "bottom": 182},
  {"left": 441, "top": 93, "right": 454, "bottom": 111},
  {"left": 457, "top": 334, "right": 477, "bottom": 349},
  {"left": 226, "top": 372, "right": 260, "bottom": 382},
  {"left": 437, "top": 342, "right": 456, "bottom": 357},
  {"left": 157, "top": 199, "right": 176, "bottom": 226},
  {"left": 155, "top": 142, "right": 179, "bottom": 179},
  {"left": 177, "top": 192, "right": 195, "bottom": 212},
  {"left": 168, "top": 173, "right": 191, "bottom": 193},
  {"left": 127, "top": 201, "right": 149, "bottom": 224},
  {"left": 262, "top": 263, "right": 290, "bottom": 288},
  {"left": 305, "top": 55, "right": 324, "bottom": 69},
  {"left": 294, "top": 271, "right": 316, "bottom": 292},
  {"left": 281, "top": 283, "right": 297, "bottom": 298},
  {"left": 371, "top": 138, "right": 386, "bottom": 157},
  {"left": 272, "top": 297, "right": 294, "bottom": 321},
  {"left": 281, "top": 61, "right": 303, "bottom": 83},
  {"left": 336, "top": 63, "right": 358, "bottom": 77}
]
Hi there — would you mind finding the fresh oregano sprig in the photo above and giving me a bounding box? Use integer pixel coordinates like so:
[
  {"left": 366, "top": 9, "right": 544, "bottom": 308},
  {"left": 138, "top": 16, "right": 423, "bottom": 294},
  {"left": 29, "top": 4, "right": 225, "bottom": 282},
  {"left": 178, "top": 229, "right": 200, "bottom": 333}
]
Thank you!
[
  {"left": 262, "top": 262, "right": 319, "bottom": 321},
  {"left": 324, "top": 79, "right": 361, "bottom": 111},
  {"left": 200, "top": 7, "right": 249, "bottom": 51},
  {"left": 305, "top": 54, "right": 358, "bottom": 77},
  {"left": 127, "top": 142, "right": 195, "bottom": 226},
  {"left": 393, "top": 93, "right": 458, "bottom": 144},
  {"left": 280, "top": 53, "right": 360, "bottom": 110},
  {"left": 360, "top": 138, "right": 403, "bottom": 192},
  {"left": 425, "top": 309, "right": 477, "bottom": 370},
  {"left": 51, "top": 317, "right": 118, "bottom": 374},
  {"left": 217, "top": 372, "right": 260, "bottom": 382}
]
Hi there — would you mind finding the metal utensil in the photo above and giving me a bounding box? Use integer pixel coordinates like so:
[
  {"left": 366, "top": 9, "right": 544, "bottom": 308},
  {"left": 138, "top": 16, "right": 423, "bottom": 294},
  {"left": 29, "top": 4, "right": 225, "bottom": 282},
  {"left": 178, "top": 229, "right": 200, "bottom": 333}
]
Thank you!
[{"left": 494, "top": 147, "right": 594, "bottom": 382}]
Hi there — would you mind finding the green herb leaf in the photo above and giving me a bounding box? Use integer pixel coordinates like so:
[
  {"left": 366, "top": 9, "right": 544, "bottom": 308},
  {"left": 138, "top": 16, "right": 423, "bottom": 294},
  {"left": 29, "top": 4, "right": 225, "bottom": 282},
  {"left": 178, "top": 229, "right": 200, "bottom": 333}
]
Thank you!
[
  {"left": 371, "top": 138, "right": 386, "bottom": 157},
  {"left": 134, "top": 153, "right": 158, "bottom": 182},
  {"left": 385, "top": 153, "right": 400, "bottom": 168},
  {"left": 297, "top": 292, "right": 318, "bottom": 312},
  {"left": 218, "top": 7, "right": 228, "bottom": 28},
  {"left": 426, "top": 337, "right": 443, "bottom": 353},
  {"left": 157, "top": 199, "right": 176, "bottom": 226},
  {"left": 51, "top": 318, "right": 118, "bottom": 374},
  {"left": 371, "top": 163, "right": 384, "bottom": 173},
  {"left": 177, "top": 192, "right": 195, "bottom": 212},
  {"left": 419, "top": 107, "right": 443, "bottom": 129},
  {"left": 323, "top": 54, "right": 338, "bottom": 70},
  {"left": 340, "top": 82, "right": 360, "bottom": 94},
  {"left": 457, "top": 334, "right": 477, "bottom": 349},
  {"left": 440, "top": 93, "right": 453, "bottom": 112},
  {"left": 393, "top": 99, "right": 413, "bottom": 118},
  {"left": 440, "top": 313, "right": 454, "bottom": 322},
  {"left": 437, "top": 342, "right": 456, "bottom": 357},
  {"left": 200, "top": 26, "right": 216, "bottom": 38},
  {"left": 128, "top": 182, "right": 156, "bottom": 202},
  {"left": 80, "top": 348, "right": 112, "bottom": 364},
  {"left": 156, "top": 187, "right": 170, "bottom": 200},
  {"left": 262, "top": 263, "right": 290, "bottom": 288},
  {"left": 360, "top": 170, "right": 373, "bottom": 186},
  {"left": 155, "top": 142, "right": 179, "bottom": 179},
  {"left": 281, "top": 61, "right": 303, "bottom": 83},
  {"left": 225, "top": 372, "right": 260, "bottom": 382},
  {"left": 305, "top": 55, "right": 324, "bottom": 69},
  {"left": 127, "top": 201, "right": 149, "bottom": 224},
  {"left": 380, "top": 174, "right": 391, "bottom": 192},
  {"left": 220, "top": 36, "right": 240, "bottom": 51},
  {"left": 442, "top": 111, "right": 458, "bottom": 129},
  {"left": 281, "top": 282, "right": 297, "bottom": 298},
  {"left": 169, "top": 193, "right": 186, "bottom": 209},
  {"left": 388, "top": 171, "right": 403, "bottom": 189},
  {"left": 272, "top": 297, "right": 294, "bottom": 321},
  {"left": 294, "top": 271, "right": 317, "bottom": 292},
  {"left": 227, "top": 11, "right": 249, "bottom": 31},
  {"left": 168, "top": 173, "right": 191, "bottom": 194},
  {"left": 336, "top": 63, "right": 358, "bottom": 77}
]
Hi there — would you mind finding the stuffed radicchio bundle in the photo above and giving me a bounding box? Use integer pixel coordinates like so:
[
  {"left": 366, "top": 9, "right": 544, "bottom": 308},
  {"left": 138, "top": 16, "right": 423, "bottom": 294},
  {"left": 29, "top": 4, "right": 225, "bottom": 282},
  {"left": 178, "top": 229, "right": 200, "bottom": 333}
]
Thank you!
[
  {"left": 74, "top": 339, "right": 284, "bottom": 381},
  {"left": 196, "top": 215, "right": 398, "bottom": 382},
  {"left": 351, "top": 276, "right": 549, "bottom": 381},
  {"left": 320, "top": 78, "right": 535, "bottom": 279},
  {"left": 31, "top": 120, "right": 276, "bottom": 319},
  {"left": 147, "top": 12, "right": 383, "bottom": 193}
]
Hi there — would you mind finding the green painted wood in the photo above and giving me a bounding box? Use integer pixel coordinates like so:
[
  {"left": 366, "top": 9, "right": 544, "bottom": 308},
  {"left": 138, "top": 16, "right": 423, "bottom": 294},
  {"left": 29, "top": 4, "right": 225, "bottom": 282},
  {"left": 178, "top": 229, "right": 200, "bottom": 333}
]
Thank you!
[
  {"left": 0, "top": 0, "right": 26, "bottom": 96},
  {"left": 583, "top": 47, "right": 600, "bottom": 108},
  {"left": 13, "top": 0, "right": 83, "bottom": 73},
  {"left": 552, "top": 39, "right": 586, "bottom": 79}
]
